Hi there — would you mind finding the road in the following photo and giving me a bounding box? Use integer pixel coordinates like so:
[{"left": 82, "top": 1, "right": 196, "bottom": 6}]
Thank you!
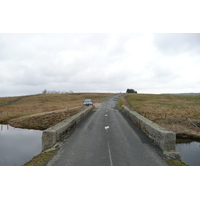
[{"left": 46, "top": 94, "right": 168, "bottom": 166}]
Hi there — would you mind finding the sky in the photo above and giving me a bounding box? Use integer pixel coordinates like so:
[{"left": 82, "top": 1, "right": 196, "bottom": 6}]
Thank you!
[
  {"left": 1, "top": 0, "right": 200, "bottom": 97},
  {"left": 1, "top": 33, "right": 200, "bottom": 96}
]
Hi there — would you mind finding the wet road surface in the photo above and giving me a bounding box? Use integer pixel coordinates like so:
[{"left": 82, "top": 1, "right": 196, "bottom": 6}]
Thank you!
[{"left": 46, "top": 95, "right": 168, "bottom": 166}]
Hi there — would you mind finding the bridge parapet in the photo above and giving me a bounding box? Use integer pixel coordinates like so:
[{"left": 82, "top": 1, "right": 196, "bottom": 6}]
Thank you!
[
  {"left": 122, "top": 106, "right": 181, "bottom": 160},
  {"left": 42, "top": 106, "right": 93, "bottom": 151}
]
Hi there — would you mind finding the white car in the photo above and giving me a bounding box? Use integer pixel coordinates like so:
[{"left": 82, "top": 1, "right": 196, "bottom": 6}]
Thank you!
[{"left": 83, "top": 99, "right": 93, "bottom": 106}]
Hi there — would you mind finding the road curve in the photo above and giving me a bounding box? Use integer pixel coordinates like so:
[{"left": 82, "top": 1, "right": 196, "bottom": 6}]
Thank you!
[{"left": 46, "top": 95, "right": 168, "bottom": 166}]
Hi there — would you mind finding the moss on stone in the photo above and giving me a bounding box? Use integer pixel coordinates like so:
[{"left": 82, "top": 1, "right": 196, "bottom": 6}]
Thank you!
[{"left": 165, "top": 159, "right": 188, "bottom": 166}]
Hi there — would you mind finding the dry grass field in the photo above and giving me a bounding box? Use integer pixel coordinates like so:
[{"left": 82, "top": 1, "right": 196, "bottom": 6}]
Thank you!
[
  {"left": 0, "top": 93, "right": 114, "bottom": 129},
  {"left": 120, "top": 93, "right": 200, "bottom": 138}
]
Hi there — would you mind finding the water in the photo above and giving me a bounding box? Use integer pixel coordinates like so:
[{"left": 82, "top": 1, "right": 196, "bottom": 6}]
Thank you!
[
  {"left": 176, "top": 139, "right": 200, "bottom": 166},
  {"left": 0, "top": 124, "right": 42, "bottom": 166}
]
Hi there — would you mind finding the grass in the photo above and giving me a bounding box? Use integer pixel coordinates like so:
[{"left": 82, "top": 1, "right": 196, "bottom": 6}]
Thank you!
[
  {"left": 125, "top": 94, "right": 200, "bottom": 121},
  {"left": 23, "top": 150, "right": 55, "bottom": 166},
  {"left": 0, "top": 93, "right": 114, "bottom": 123},
  {"left": 0, "top": 96, "right": 22, "bottom": 105},
  {"left": 165, "top": 159, "right": 188, "bottom": 166},
  {"left": 118, "top": 96, "right": 124, "bottom": 110},
  {"left": 120, "top": 93, "right": 200, "bottom": 137},
  {"left": 9, "top": 107, "right": 85, "bottom": 130}
]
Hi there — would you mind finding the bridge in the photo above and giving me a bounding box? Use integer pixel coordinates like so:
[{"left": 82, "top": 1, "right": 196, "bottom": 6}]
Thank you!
[{"left": 42, "top": 94, "right": 181, "bottom": 166}]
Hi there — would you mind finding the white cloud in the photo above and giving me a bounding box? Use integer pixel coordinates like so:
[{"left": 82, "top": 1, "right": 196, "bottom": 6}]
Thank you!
[{"left": 0, "top": 33, "right": 200, "bottom": 96}]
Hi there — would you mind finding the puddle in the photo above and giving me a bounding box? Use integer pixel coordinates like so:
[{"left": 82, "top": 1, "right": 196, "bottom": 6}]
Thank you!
[
  {"left": 176, "top": 139, "right": 200, "bottom": 166},
  {"left": 0, "top": 124, "right": 42, "bottom": 166}
]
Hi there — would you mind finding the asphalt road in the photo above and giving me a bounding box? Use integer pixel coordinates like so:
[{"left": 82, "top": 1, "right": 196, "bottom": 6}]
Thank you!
[{"left": 46, "top": 94, "right": 168, "bottom": 166}]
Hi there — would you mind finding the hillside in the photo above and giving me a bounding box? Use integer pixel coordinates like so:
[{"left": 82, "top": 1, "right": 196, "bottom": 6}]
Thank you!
[{"left": 0, "top": 93, "right": 114, "bottom": 129}]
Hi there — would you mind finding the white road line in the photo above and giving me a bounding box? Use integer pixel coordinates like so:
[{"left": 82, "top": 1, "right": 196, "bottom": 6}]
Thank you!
[
  {"left": 105, "top": 114, "right": 108, "bottom": 123},
  {"left": 104, "top": 125, "right": 112, "bottom": 165},
  {"left": 105, "top": 126, "right": 109, "bottom": 131},
  {"left": 107, "top": 142, "right": 113, "bottom": 166}
]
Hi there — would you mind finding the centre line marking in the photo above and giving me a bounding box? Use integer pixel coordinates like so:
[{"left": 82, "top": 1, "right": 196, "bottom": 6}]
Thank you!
[
  {"left": 108, "top": 142, "right": 113, "bottom": 166},
  {"left": 105, "top": 126, "right": 109, "bottom": 133}
]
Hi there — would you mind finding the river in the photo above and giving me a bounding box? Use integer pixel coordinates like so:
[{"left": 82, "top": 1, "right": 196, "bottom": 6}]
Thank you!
[
  {"left": 0, "top": 124, "right": 42, "bottom": 166},
  {"left": 176, "top": 139, "right": 200, "bottom": 166}
]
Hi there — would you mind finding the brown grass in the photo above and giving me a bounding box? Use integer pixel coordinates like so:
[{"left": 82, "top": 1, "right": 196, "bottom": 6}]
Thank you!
[
  {"left": 0, "top": 96, "right": 19, "bottom": 105},
  {"left": 0, "top": 93, "right": 114, "bottom": 124},
  {"left": 121, "top": 93, "right": 200, "bottom": 137},
  {"left": 23, "top": 150, "right": 55, "bottom": 166}
]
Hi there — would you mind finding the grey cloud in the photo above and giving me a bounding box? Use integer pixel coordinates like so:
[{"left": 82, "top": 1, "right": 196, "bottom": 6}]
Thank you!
[
  {"left": 153, "top": 33, "right": 200, "bottom": 55},
  {"left": 1, "top": 33, "right": 200, "bottom": 96},
  {"left": 146, "top": 61, "right": 178, "bottom": 80}
]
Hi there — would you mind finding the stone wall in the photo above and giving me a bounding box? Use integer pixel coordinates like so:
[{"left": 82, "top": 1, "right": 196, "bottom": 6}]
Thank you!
[
  {"left": 0, "top": 94, "right": 40, "bottom": 107},
  {"left": 122, "top": 106, "right": 181, "bottom": 160},
  {"left": 42, "top": 106, "right": 93, "bottom": 151}
]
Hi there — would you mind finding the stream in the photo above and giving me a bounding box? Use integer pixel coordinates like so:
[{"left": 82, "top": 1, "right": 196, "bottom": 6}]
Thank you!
[
  {"left": 1, "top": 124, "right": 200, "bottom": 166},
  {"left": 0, "top": 124, "right": 42, "bottom": 166},
  {"left": 176, "top": 139, "right": 200, "bottom": 166}
]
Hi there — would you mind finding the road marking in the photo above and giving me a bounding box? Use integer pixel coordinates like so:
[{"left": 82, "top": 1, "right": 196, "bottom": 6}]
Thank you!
[
  {"left": 105, "top": 126, "right": 109, "bottom": 130},
  {"left": 105, "top": 125, "right": 112, "bottom": 165},
  {"left": 105, "top": 114, "right": 108, "bottom": 117},
  {"left": 108, "top": 142, "right": 113, "bottom": 166}
]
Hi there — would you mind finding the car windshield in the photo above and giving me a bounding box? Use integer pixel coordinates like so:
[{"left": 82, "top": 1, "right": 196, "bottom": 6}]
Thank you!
[{"left": 84, "top": 99, "right": 92, "bottom": 102}]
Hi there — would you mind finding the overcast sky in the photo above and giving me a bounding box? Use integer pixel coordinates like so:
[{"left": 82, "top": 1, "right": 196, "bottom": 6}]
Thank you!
[
  {"left": 1, "top": 1, "right": 200, "bottom": 97},
  {"left": 0, "top": 33, "right": 200, "bottom": 96}
]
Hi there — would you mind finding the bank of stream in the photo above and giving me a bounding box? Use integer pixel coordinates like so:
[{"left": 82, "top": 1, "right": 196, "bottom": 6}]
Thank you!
[
  {"left": 0, "top": 124, "right": 42, "bottom": 166},
  {"left": 0, "top": 107, "right": 83, "bottom": 166}
]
